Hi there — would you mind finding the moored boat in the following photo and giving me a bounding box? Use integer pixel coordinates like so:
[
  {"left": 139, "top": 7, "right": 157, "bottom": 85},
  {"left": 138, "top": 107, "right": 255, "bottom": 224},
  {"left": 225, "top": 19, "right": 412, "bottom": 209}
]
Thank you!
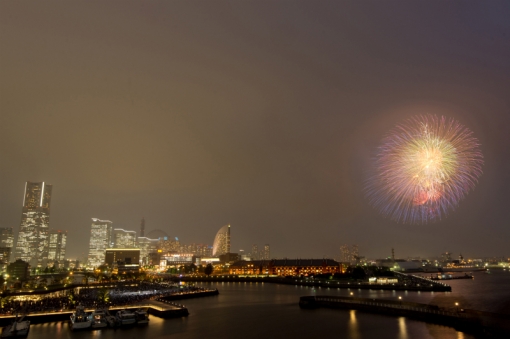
[
  {"left": 88, "top": 309, "right": 108, "bottom": 329},
  {"left": 70, "top": 305, "right": 92, "bottom": 330},
  {"left": 134, "top": 308, "right": 150, "bottom": 325},
  {"left": 1, "top": 316, "right": 30, "bottom": 338},
  {"left": 115, "top": 309, "right": 136, "bottom": 326}
]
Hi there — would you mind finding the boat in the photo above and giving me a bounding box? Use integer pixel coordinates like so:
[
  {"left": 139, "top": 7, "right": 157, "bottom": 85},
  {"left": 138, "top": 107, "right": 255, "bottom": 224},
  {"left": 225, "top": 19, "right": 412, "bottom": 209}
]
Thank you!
[
  {"left": 134, "top": 308, "right": 150, "bottom": 325},
  {"left": 115, "top": 309, "right": 136, "bottom": 326},
  {"left": 70, "top": 305, "right": 92, "bottom": 330},
  {"left": 103, "top": 310, "right": 117, "bottom": 328},
  {"left": 88, "top": 309, "right": 108, "bottom": 329},
  {"left": 1, "top": 316, "right": 30, "bottom": 338}
]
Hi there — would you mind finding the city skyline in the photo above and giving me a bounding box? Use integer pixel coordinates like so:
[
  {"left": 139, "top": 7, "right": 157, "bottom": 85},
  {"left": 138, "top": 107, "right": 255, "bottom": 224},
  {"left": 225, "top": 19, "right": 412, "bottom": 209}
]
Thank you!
[{"left": 1, "top": 2, "right": 510, "bottom": 260}]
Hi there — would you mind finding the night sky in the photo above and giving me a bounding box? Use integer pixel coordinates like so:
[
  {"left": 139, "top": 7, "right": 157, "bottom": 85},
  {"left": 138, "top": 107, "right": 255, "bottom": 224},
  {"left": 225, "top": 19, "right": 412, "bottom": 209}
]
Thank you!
[{"left": 1, "top": 1, "right": 509, "bottom": 260}]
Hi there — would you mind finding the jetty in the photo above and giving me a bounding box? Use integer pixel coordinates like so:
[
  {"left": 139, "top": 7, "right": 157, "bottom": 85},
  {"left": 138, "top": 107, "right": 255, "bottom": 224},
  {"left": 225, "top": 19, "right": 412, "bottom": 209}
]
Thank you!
[
  {"left": 181, "top": 271, "right": 451, "bottom": 292},
  {"left": 299, "top": 295, "right": 510, "bottom": 337},
  {"left": 0, "top": 289, "right": 218, "bottom": 326}
]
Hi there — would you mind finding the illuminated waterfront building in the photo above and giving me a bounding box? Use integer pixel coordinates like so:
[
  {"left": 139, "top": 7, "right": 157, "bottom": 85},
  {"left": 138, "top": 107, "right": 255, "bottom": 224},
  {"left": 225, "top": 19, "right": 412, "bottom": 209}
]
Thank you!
[
  {"left": 113, "top": 228, "right": 137, "bottom": 248},
  {"left": 87, "top": 218, "right": 113, "bottom": 267},
  {"left": 230, "top": 259, "right": 343, "bottom": 276},
  {"left": 212, "top": 225, "right": 231, "bottom": 257},
  {"left": 48, "top": 230, "right": 67, "bottom": 262},
  {"left": 15, "top": 181, "right": 52, "bottom": 267},
  {"left": 0, "top": 228, "right": 14, "bottom": 249}
]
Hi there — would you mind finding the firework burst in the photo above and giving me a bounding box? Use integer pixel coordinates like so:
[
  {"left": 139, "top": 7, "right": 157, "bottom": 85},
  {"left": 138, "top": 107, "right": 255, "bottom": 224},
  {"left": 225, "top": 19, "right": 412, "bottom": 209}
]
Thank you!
[{"left": 366, "top": 114, "right": 483, "bottom": 224}]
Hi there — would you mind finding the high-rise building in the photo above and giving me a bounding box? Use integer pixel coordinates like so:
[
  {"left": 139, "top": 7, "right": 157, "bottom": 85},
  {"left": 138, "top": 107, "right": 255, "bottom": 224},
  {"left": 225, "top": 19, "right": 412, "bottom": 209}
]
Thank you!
[
  {"left": 339, "top": 244, "right": 359, "bottom": 265},
  {"left": 212, "top": 225, "right": 231, "bottom": 257},
  {"left": 48, "top": 230, "right": 67, "bottom": 262},
  {"left": 0, "top": 227, "right": 14, "bottom": 249},
  {"left": 15, "top": 181, "right": 53, "bottom": 267},
  {"left": 112, "top": 228, "right": 137, "bottom": 248},
  {"left": 140, "top": 217, "right": 145, "bottom": 237},
  {"left": 87, "top": 218, "right": 113, "bottom": 267},
  {"left": 263, "top": 244, "right": 270, "bottom": 260},
  {"left": 136, "top": 236, "right": 159, "bottom": 265},
  {"left": 251, "top": 244, "right": 258, "bottom": 260},
  {"left": 0, "top": 247, "right": 11, "bottom": 264}
]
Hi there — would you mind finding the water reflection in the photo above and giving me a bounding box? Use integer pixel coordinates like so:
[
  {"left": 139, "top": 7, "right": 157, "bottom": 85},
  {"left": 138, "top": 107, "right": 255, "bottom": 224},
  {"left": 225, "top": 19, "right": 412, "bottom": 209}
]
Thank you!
[
  {"left": 398, "top": 317, "right": 408, "bottom": 339},
  {"left": 348, "top": 310, "right": 360, "bottom": 339}
]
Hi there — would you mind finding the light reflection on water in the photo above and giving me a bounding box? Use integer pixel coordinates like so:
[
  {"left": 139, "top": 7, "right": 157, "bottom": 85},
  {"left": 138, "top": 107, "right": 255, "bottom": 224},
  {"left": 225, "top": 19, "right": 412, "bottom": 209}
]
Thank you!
[
  {"left": 349, "top": 310, "right": 360, "bottom": 339},
  {"left": 25, "top": 271, "right": 510, "bottom": 339}
]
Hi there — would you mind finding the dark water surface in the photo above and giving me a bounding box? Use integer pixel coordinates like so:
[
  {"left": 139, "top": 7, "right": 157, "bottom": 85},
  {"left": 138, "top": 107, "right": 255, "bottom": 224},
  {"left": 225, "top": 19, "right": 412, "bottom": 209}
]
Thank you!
[{"left": 28, "top": 270, "right": 510, "bottom": 339}]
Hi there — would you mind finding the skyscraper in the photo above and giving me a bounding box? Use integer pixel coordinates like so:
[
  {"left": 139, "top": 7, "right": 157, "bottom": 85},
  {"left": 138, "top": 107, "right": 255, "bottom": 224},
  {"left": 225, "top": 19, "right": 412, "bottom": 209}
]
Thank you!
[
  {"left": 136, "top": 236, "right": 159, "bottom": 265},
  {"left": 0, "top": 227, "right": 14, "bottom": 249},
  {"left": 112, "top": 228, "right": 137, "bottom": 248},
  {"left": 15, "top": 181, "right": 53, "bottom": 267},
  {"left": 48, "top": 230, "right": 67, "bottom": 262},
  {"left": 212, "top": 224, "right": 231, "bottom": 257},
  {"left": 87, "top": 218, "right": 113, "bottom": 267},
  {"left": 251, "top": 244, "right": 258, "bottom": 260},
  {"left": 263, "top": 244, "right": 270, "bottom": 260}
]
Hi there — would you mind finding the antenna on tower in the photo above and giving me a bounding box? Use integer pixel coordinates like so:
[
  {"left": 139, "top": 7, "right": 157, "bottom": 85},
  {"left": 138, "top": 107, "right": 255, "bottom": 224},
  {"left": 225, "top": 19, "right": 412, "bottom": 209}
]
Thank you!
[
  {"left": 392, "top": 248, "right": 395, "bottom": 261},
  {"left": 140, "top": 217, "right": 145, "bottom": 237}
]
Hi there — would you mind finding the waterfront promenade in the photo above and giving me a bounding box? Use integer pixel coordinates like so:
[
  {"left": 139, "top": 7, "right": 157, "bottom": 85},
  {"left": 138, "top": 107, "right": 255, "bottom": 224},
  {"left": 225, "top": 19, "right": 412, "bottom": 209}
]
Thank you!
[
  {"left": 181, "top": 271, "right": 451, "bottom": 292},
  {"left": 0, "top": 288, "right": 218, "bottom": 326},
  {"left": 299, "top": 295, "right": 510, "bottom": 337}
]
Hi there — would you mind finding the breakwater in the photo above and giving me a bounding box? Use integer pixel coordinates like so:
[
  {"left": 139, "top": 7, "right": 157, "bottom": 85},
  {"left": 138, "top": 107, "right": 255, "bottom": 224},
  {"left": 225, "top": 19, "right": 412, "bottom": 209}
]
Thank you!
[
  {"left": 181, "top": 273, "right": 451, "bottom": 292},
  {"left": 299, "top": 295, "right": 510, "bottom": 337}
]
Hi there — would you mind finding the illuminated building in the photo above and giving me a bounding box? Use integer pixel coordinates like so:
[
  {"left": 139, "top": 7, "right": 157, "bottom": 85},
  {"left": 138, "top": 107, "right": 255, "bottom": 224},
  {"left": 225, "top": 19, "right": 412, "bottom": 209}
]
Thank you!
[
  {"left": 15, "top": 181, "right": 52, "bottom": 267},
  {"left": 263, "top": 244, "right": 270, "bottom": 260},
  {"left": 7, "top": 259, "right": 30, "bottom": 281},
  {"left": 0, "top": 227, "right": 14, "bottom": 249},
  {"left": 212, "top": 225, "right": 230, "bottom": 257},
  {"left": 339, "top": 244, "right": 359, "bottom": 265},
  {"left": 136, "top": 236, "right": 159, "bottom": 265},
  {"left": 251, "top": 244, "right": 258, "bottom": 260},
  {"left": 162, "top": 253, "right": 194, "bottom": 265},
  {"left": 0, "top": 247, "right": 11, "bottom": 264},
  {"left": 113, "top": 228, "right": 137, "bottom": 248},
  {"left": 229, "top": 259, "right": 343, "bottom": 276},
  {"left": 48, "top": 230, "right": 67, "bottom": 262},
  {"left": 105, "top": 249, "right": 140, "bottom": 273},
  {"left": 87, "top": 218, "right": 113, "bottom": 267}
]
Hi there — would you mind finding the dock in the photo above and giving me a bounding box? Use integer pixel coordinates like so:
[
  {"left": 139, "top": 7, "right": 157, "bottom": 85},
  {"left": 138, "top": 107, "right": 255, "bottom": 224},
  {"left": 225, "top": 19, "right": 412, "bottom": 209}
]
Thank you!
[{"left": 299, "top": 295, "right": 510, "bottom": 337}]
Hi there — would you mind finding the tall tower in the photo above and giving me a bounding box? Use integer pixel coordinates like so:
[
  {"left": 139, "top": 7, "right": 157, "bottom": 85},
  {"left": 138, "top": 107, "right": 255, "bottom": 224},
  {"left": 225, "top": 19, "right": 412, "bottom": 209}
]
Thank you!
[
  {"left": 48, "top": 230, "right": 67, "bottom": 262},
  {"left": 87, "top": 218, "right": 113, "bottom": 267},
  {"left": 252, "top": 244, "right": 258, "bottom": 261},
  {"left": 140, "top": 217, "right": 145, "bottom": 237},
  {"left": 263, "top": 244, "right": 270, "bottom": 260},
  {"left": 212, "top": 224, "right": 231, "bottom": 257},
  {"left": 15, "top": 181, "right": 53, "bottom": 267},
  {"left": 0, "top": 227, "right": 14, "bottom": 248}
]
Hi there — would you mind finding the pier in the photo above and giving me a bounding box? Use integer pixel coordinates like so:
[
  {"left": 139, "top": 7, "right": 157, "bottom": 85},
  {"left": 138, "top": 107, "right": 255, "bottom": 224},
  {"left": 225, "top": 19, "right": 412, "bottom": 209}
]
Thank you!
[
  {"left": 182, "top": 272, "right": 451, "bottom": 292},
  {"left": 0, "top": 289, "right": 218, "bottom": 326},
  {"left": 299, "top": 295, "right": 510, "bottom": 337}
]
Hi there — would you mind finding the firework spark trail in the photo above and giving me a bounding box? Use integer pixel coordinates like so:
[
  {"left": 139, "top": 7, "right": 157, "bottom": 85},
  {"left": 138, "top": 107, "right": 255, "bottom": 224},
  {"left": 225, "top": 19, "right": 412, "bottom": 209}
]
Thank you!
[{"left": 366, "top": 115, "right": 483, "bottom": 224}]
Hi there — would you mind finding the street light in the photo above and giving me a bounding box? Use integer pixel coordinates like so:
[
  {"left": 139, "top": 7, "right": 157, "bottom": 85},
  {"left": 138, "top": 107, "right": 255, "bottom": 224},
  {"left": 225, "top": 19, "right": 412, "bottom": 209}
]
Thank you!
[
  {"left": 455, "top": 302, "right": 459, "bottom": 313},
  {"left": 350, "top": 292, "right": 353, "bottom": 296}
]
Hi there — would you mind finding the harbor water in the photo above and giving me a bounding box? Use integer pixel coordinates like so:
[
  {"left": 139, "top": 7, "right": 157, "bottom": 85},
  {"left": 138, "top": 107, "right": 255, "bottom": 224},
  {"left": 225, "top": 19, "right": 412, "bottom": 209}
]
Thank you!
[{"left": 26, "top": 270, "right": 510, "bottom": 339}]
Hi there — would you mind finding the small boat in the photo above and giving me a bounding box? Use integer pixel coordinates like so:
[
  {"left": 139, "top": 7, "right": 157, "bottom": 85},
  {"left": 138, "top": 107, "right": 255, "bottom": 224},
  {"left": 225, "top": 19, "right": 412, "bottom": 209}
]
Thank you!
[
  {"left": 115, "top": 309, "right": 136, "bottom": 326},
  {"left": 103, "top": 310, "right": 117, "bottom": 328},
  {"left": 1, "top": 315, "right": 30, "bottom": 338},
  {"left": 134, "top": 308, "right": 150, "bottom": 325},
  {"left": 70, "top": 305, "right": 91, "bottom": 330},
  {"left": 88, "top": 309, "right": 108, "bottom": 329}
]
